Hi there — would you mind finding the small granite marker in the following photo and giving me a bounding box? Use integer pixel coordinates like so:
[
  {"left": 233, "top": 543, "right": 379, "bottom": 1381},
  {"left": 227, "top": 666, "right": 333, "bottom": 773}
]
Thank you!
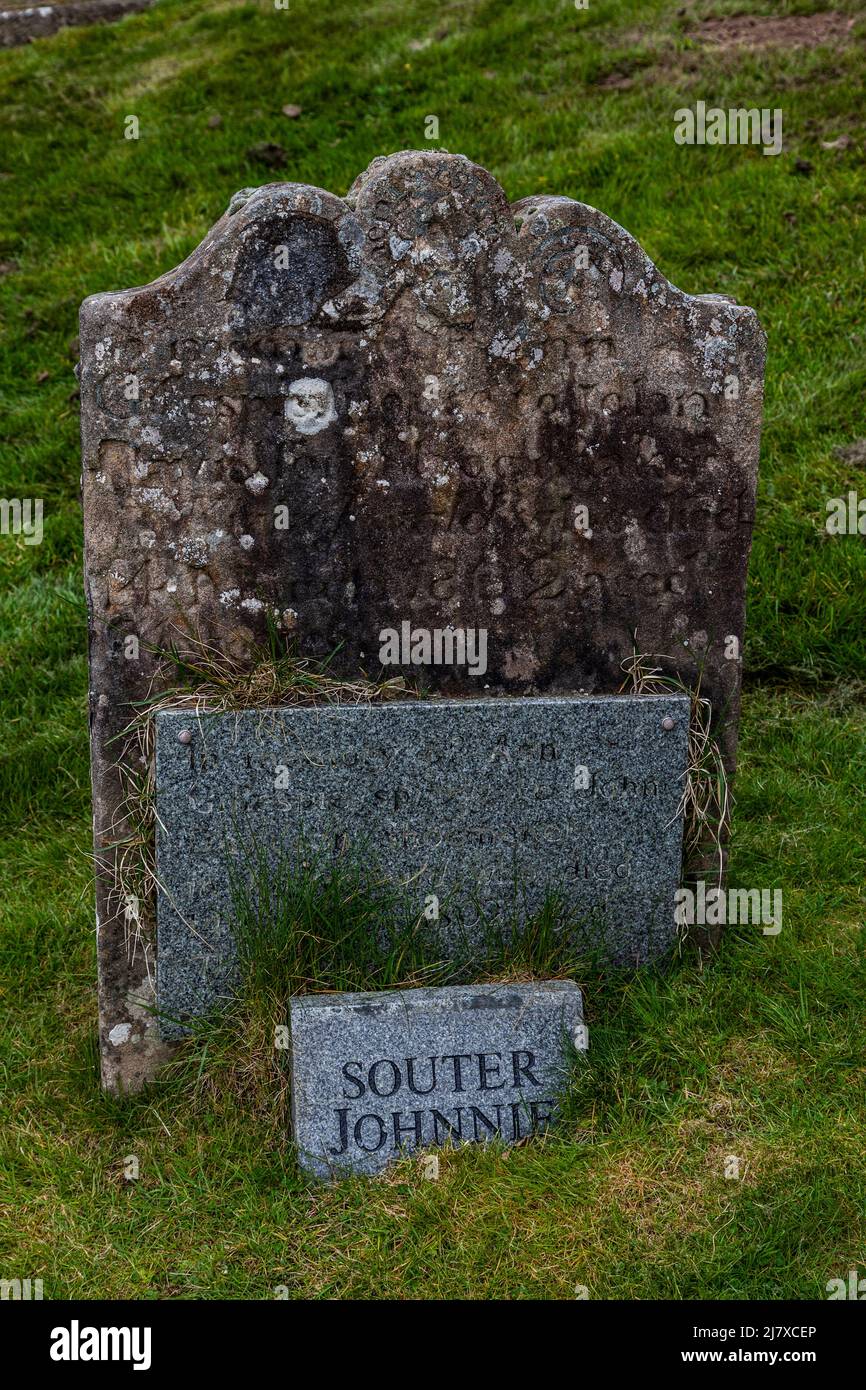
[
  {"left": 290, "top": 980, "right": 585, "bottom": 1178},
  {"left": 80, "top": 150, "right": 765, "bottom": 1090}
]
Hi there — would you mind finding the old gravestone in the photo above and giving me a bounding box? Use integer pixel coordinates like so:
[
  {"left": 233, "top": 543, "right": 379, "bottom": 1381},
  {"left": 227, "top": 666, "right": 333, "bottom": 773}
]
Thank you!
[
  {"left": 79, "top": 150, "right": 765, "bottom": 1091},
  {"left": 290, "top": 981, "right": 585, "bottom": 1178}
]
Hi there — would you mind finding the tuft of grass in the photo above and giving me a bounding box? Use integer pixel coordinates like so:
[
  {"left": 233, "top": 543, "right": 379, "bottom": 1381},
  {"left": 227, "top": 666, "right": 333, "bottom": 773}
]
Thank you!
[
  {"left": 136, "top": 625, "right": 418, "bottom": 716},
  {"left": 153, "top": 853, "right": 615, "bottom": 1142},
  {"left": 620, "top": 649, "right": 729, "bottom": 894}
]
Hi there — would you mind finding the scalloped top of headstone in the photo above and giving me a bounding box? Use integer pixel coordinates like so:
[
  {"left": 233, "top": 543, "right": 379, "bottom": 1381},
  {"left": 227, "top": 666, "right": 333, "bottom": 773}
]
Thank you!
[{"left": 81, "top": 147, "right": 765, "bottom": 727}]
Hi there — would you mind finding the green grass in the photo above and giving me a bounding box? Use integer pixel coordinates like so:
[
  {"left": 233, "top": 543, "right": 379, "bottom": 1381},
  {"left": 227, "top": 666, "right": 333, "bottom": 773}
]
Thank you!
[{"left": 1, "top": 0, "right": 865, "bottom": 1299}]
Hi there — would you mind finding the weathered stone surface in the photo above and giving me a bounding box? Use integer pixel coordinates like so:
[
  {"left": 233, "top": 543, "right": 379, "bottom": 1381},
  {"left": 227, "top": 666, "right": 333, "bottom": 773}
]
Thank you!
[
  {"left": 290, "top": 980, "right": 585, "bottom": 1178},
  {"left": 155, "top": 694, "right": 688, "bottom": 1035},
  {"left": 80, "top": 151, "right": 765, "bottom": 1089},
  {"left": 0, "top": 0, "right": 153, "bottom": 50}
]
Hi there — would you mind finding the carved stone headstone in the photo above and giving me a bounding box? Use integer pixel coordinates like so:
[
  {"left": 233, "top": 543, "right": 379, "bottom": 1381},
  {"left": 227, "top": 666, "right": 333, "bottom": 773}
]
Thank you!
[{"left": 80, "top": 150, "right": 765, "bottom": 1091}]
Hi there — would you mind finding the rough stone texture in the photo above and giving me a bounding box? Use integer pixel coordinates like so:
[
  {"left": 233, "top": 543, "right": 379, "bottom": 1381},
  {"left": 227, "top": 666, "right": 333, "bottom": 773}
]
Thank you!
[
  {"left": 80, "top": 151, "right": 765, "bottom": 1090},
  {"left": 156, "top": 694, "right": 688, "bottom": 1035},
  {"left": 290, "top": 980, "right": 585, "bottom": 1178},
  {"left": 0, "top": 0, "right": 153, "bottom": 49}
]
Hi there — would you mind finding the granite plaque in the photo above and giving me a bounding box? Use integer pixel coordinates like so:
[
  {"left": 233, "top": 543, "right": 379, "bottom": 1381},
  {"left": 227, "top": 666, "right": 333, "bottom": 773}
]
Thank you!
[
  {"left": 155, "top": 693, "right": 688, "bottom": 1034},
  {"left": 290, "top": 980, "right": 585, "bottom": 1178}
]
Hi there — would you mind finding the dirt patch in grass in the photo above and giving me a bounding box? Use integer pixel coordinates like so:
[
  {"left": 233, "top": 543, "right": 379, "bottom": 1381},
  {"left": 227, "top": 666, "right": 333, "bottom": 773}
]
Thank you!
[
  {"left": 0, "top": 0, "right": 152, "bottom": 49},
  {"left": 692, "top": 12, "right": 857, "bottom": 52},
  {"left": 595, "top": 70, "right": 637, "bottom": 90},
  {"left": 615, "top": 10, "right": 861, "bottom": 94}
]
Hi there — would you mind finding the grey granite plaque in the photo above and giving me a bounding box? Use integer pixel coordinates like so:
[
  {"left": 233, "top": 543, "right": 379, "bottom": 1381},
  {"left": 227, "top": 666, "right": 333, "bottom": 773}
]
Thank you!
[
  {"left": 155, "top": 693, "right": 687, "bottom": 1035},
  {"left": 290, "top": 980, "right": 585, "bottom": 1178}
]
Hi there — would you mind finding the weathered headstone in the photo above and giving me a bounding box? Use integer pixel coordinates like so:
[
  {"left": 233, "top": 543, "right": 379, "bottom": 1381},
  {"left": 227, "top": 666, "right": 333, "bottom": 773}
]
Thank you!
[
  {"left": 80, "top": 150, "right": 765, "bottom": 1090},
  {"left": 156, "top": 694, "right": 688, "bottom": 1035},
  {"left": 290, "top": 980, "right": 585, "bottom": 1177}
]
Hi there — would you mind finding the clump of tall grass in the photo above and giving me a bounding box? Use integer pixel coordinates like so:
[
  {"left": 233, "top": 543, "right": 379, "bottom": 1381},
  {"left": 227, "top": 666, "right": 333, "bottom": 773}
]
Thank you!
[
  {"left": 158, "top": 850, "right": 612, "bottom": 1122},
  {"left": 620, "top": 649, "right": 729, "bottom": 899}
]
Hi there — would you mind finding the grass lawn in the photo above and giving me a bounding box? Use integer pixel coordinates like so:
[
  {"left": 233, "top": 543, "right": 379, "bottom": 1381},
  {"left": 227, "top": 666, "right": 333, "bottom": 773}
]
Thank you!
[{"left": 1, "top": 0, "right": 865, "bottom": 1299}]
